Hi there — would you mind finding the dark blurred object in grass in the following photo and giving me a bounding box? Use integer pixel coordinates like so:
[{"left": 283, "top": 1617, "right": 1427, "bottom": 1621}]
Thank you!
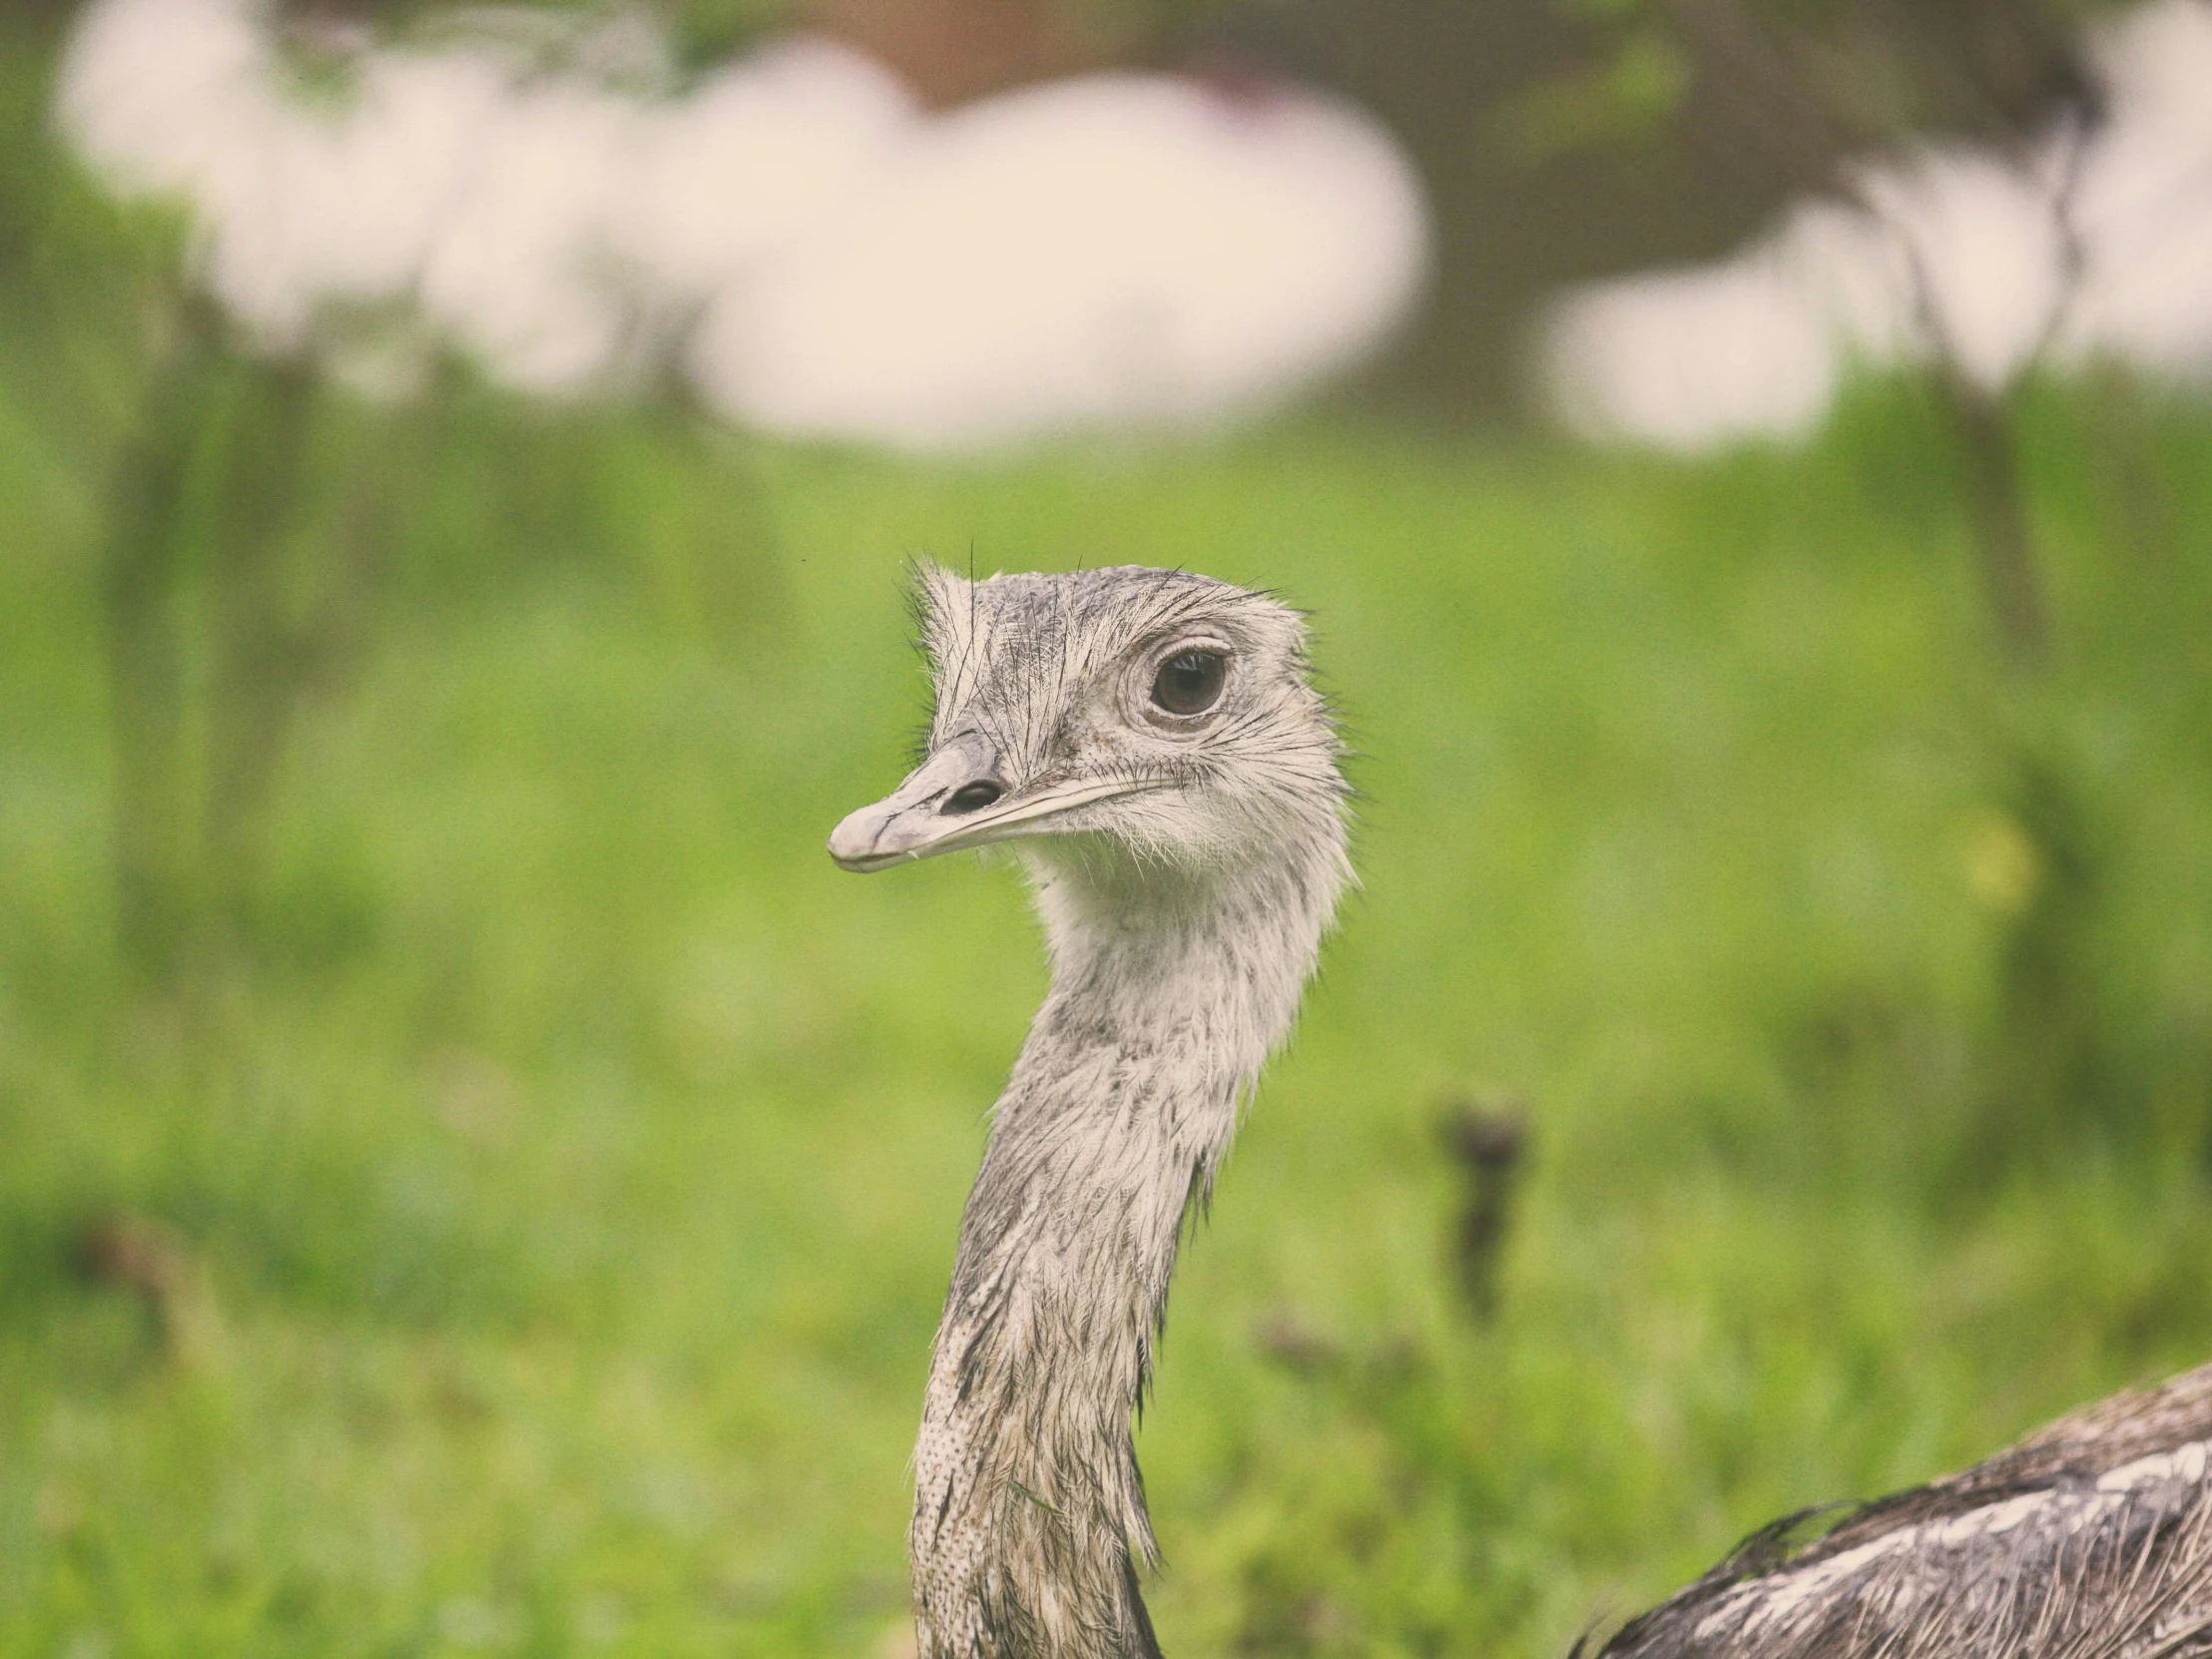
[
  {"left": 76, "top": 1210, "right": 226, "bottom": 1371},
  {"left": 1440, "top": 1097, "right": 1529, "bottom": 1322}
]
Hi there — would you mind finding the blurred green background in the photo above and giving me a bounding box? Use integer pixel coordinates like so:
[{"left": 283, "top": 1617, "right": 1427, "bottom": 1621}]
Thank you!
[{"left": 6, "top": 3, "right": 2212, "bottom": 1657}]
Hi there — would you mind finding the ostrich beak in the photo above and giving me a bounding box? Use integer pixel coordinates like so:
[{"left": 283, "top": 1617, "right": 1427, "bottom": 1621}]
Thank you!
[{"left": 828, "top": 732, "right": 1170, "bottom": 873}]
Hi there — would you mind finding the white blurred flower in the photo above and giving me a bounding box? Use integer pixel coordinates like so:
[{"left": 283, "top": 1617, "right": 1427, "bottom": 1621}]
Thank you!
[
  {"left": 617, "top": 37, "right": 918, "bottom": 304},
  {"left": 57, "top": 0, "right": 1428, "bottom": 440},
  {"left": 1780, "top": 200, "right": 1925, "bottom": 366},
  {"left": 207, "top": 48, "right": 513, "bottom": 351},
  {"left": 415, "top": 74, "right": 647, "bottom": 394},
  {"left": 2057, "top": 0, "right": 2212, "bottom": 378},
  {"left": 690, "top": 73, "right": 1428, "bottom": 450},
  {"left": 1544, "top": 252, "right": 1846, "bottom": 452},
  {"left": 55, "top": 0, "right": 267, "bottom": 203},
  {"left": 57, "top": 0, "right": 517, "bottom": 353},
  {"left": 1855, "top": 149, "right": 2072, "bottom": 396},
  {"left": 2086, "top": 0, "right": 2212, "bottom": 128},
  {"left": 1545, "top": 199, "right": 1924, "bottom": 451},
  {"left": 1540, "top": 0, "right": 2212, "bottom": 450}
]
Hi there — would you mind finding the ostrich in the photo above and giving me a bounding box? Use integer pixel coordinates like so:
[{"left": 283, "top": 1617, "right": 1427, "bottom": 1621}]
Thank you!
[{"left": 828, "top": 562, "right": 2212, "bottom": 1659}]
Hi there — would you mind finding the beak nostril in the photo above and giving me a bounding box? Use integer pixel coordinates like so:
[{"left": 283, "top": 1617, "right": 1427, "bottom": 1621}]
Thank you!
[{"left": 942, "top": 781, "right": 1005, "bottom": 815}]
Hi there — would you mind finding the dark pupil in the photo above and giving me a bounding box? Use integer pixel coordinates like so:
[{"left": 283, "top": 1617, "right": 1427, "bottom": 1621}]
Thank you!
[{"left": 1151, "top": 650, "right": 1225, "bottom": 716}]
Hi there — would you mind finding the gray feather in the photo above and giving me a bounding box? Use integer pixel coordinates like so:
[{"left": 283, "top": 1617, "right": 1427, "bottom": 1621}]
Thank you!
[{"left": 1592, "top": 1365, "right": 2212, "bottom": 1659}]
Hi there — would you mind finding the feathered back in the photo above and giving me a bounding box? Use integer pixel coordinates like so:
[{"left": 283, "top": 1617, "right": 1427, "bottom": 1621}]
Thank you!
[{"left": 1591, "top": 1363, "right": 2212, "bottom": 1659}]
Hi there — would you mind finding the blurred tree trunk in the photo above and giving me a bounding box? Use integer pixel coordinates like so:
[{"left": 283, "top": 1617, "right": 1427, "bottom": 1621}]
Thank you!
[
  {"left": 104, "top": 293, "right": 223, "bottom": 984},
  {"left": 1940, "top": 378, "right": 2049, "bottom": 665},
  {"left": 204, "top": 357, "right": 318, "bottom": 955},
  {"left": 101, "top": 292, "right": 414, "bottom": 990}
]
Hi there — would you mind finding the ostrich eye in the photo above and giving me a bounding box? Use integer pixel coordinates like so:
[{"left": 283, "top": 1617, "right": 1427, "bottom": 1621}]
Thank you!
[
  {"left": 942, "top": 781, "right": 1004, "bottom": 815},
  {"left": 1150, "top": 650, "right": 1226, "bottom": 716}
]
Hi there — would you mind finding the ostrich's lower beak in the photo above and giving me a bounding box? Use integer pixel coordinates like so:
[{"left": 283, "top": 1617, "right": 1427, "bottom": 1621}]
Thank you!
[{"left": 828, "top": 733, "right": 1169, "bottom": 872}]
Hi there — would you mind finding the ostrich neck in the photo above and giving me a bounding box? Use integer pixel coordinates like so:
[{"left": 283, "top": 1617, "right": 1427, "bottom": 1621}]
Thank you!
[{"left": 909, "top": 834, "right": 1343, "bottom": 1659}]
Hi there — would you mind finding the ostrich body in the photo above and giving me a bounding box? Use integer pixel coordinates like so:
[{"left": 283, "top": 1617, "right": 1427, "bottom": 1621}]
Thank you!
[{"left": 829, "top": 563, "right": 2212, "bottom": 1659}]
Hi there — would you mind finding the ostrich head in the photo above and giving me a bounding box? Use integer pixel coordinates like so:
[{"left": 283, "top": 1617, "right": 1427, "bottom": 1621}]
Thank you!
[
  {"left": 830, "top": 563, "right": 1350, "bottom": 1659},
  {"left": 830, "top": 561, "right": 1346, "bottom": 889}
]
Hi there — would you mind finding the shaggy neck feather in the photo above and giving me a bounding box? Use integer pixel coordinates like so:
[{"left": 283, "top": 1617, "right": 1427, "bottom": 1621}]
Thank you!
[{"left": 909, "top": 827, "right": 1345, "bottom": 1659}]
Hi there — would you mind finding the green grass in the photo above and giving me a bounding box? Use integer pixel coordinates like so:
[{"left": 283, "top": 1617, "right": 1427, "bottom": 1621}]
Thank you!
[{"left": 4, "top": 366, "right": 2212, "bottom": 1659}]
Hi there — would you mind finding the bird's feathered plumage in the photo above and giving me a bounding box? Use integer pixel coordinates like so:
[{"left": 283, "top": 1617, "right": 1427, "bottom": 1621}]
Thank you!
[{"left": 1592, "top": 1362, "right": 2212, "bottom": 1659}]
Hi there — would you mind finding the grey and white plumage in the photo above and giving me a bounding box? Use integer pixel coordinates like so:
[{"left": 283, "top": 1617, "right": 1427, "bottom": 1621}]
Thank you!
[
  {"left": 1590, "top": 1365, "right": 2212, "bottom": 1659},
  {"left": 829, "top": 561, "right": 2212, "bottom": 1659}
]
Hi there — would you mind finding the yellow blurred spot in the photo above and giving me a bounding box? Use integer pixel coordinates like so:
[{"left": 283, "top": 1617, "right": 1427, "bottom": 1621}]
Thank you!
[
  {"left": 870, "top": 1618, "right": 919, "bottom": 1659},
  {"left": 1963, "top": 812, "right": 2043, "bottom": 916}
]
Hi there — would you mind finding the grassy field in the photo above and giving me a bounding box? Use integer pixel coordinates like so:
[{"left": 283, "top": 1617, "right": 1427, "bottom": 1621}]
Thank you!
[
  {"left": 5, "top": 21, "right": 2212, "bottom": 1653},
  {"left": 4, "top": 358, "right": 2212, "bottom": 1659}
]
